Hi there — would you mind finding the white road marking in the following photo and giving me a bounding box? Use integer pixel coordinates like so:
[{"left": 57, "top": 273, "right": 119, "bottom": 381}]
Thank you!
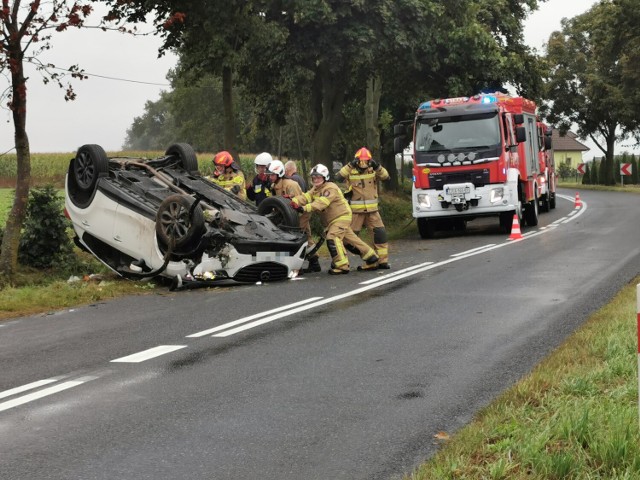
[
  {"left": 0, "top": 380, "right": 85, "bottom": 412},
  {"left": 0, "top": 378, "right": 58, "bottom": 400},
  {"left": 110, "top": 345, "right": 187, "bottom": 363},
  {"left": 358, "top": 262, "right": 434, "bottom": 285},
  {"left": 450, "top": 245, "right": 496, "bottom": 257},
  {"left": 186, "top": 297, "right": 323, "bottom": 337}
]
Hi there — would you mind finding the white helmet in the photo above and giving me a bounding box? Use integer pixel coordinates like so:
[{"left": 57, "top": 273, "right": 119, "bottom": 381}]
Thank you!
[
  {"left": 267, "top": 159, "right": 286, "bottom": 178},
  {"left": 254, "top": 152, "right": 273, "bottom": 172},
  {"left": 310, "top": 163, "right": 330, "bottom": 181}
]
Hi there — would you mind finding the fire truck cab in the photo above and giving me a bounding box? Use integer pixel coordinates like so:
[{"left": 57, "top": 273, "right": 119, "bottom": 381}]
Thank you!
[{"left": 394, "top": 93, "right": 545, "bottom": 238}]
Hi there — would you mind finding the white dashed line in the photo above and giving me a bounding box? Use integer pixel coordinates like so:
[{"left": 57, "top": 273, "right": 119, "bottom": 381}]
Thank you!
[
  {"left": 111, "top": 345, "right": 187, "bottom": 363},
  {"left": 186, "top": 297, "right": 323, "bottom": 337},
  {"left": 0, "top": 380, "right": 86, "bottom": 412},
  {"left": 0, "top": 378, "right": 58, "bottom": 400}
]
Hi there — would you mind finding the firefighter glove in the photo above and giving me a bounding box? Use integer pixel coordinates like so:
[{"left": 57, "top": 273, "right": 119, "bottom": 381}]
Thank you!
[
  {"left": 290, "top": 201, "right": 304, "bottom": 213},
  {"left": 231, "top": 185, "right": 241, "bottom": 194},
  {"left": 370, "top": 160, "right": 380, "bottom": 170}
]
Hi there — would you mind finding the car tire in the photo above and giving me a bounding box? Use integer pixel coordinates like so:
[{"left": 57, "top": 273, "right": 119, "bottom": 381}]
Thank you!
[
  {"left": 156, "top": 194, "right": 205, "bottom": 250},
  {"left": 68, "top": 144, "right": 109, "bottom": 208},
  {"left": 257, "top": 196, "right": 300, "bottom": 229},
  {"left": 165, "top": 143, "right": 199, "bottom": 173}
]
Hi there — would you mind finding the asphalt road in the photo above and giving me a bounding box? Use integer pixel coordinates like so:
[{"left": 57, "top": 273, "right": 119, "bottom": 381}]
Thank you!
[{"left": 1, "top": 188, "right": 639, "bottom": 480}]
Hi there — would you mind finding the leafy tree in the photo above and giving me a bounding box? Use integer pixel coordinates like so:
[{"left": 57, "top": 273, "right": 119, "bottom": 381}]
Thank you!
[
  {"left": 0, "top": 1, "right": 98, "bottom": 284},
  {"left": 582, "top": 163, "right": 591, "bottom": 185},
  {"left": 591, "top": 159, "right": 599, "bottom": 185},
  {"left": 630, "top": 154, "right": 639, "bottom": 185},
  {"left": 614, "top": 154, "right": 624, "bottom": 184},
  {"left": 124, "top": 91, "right": 175, "bottom": 150},
  {"left": 109, "top": 0, "right": 547, "bottom": 176},
  {"left": 101, "top": 0, "right": 270, "bottom": 161},
  {"left": 543, "top": 1, "right": 640, "bottom": 186}
]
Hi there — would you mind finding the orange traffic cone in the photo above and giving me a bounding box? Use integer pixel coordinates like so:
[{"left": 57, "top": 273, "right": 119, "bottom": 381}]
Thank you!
[
  {"left": 509, "top": 214, "right": 523, "bottom": 240},
  {"left": 574, "top": 192, "right": 582, "bottom": 208}
]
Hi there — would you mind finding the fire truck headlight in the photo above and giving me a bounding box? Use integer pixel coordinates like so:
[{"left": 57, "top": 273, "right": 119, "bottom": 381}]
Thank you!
[
  {"left": 417, "top": 194, "right": 431, "bottom": 208},
  {"left": 490, "top": 188, "right": 504, "bottom": 203}
]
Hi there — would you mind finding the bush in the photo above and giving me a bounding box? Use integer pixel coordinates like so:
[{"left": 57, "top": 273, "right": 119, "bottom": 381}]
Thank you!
[{"left": 18, "top": 185, "right": 74, "bottom": 269}]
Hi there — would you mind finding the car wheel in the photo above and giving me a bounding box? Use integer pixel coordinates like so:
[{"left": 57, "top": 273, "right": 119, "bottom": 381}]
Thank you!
[
  {"left": 257, "top": 196, "right": 300, "bottom": 228},
  {"left": 165, "top": 143, "right": 199, "bottom": 173},
  {"left": 68, "top": 144, "right": 109, "bottom": 208},
  {"left": 156, "top": 194, "right": 205, "bottom": 250}
]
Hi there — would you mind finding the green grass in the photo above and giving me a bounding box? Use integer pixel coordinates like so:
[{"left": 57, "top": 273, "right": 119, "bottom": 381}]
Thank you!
[
  {"left": 558, "top": 180, "right": 640, "bottom": 194},
  {"left": 408, "top": 277, "right": 640, "bottom": 479},
  {"left": 0, "top": 188, "right": 12, "bottom": 226},
  {"left": 0, "top": 149, "right": 261, "bottom": 188}
]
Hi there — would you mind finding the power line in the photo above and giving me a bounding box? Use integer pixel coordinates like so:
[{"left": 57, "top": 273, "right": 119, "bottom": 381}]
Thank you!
[{"left": 45, "top": 65, "right": 172, "bottom": 87}]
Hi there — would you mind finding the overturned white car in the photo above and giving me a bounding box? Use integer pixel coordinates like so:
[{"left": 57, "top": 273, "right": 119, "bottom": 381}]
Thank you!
[{"left": 64, "top": 143, "right": 307, "bottom": 289}]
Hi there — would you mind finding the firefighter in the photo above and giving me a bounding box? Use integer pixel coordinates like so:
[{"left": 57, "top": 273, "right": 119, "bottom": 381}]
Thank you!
[
  {"left": 267, "top": 160, "right": 321, "bottom": 273},
  {"left": 208, "top": 150, "right": 246, "bottom": 201},
  {"left": 335, "top": 147, "right": 390, "bottom": 270},
  {"left": 290, "top": 164, "right": 378, "bottom": 275},
  {"left": 246, "top": 152, "right": 272, "bottom": 206}
]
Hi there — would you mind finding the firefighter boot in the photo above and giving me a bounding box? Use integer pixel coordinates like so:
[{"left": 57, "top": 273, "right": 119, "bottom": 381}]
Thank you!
[
  {"left": 377, "top": 262, "right": 390, "bottom": 270},
  {"left": 357, "top": 254, "right": 379, "bottom": 272},
  {"left": 328, "top": 262, "right": 349, "bottom": 275},
  {"left": 303, "top": 255, "right": 321, "bottom": 273}
]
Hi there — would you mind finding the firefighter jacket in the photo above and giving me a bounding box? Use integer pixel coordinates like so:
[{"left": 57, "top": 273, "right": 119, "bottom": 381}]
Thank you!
[
  {"left": 292, "top": 181, "right": 351, "bottom": 227},
  {"left": 208, "top": 170, "right": 247, "bottom": 201},
  {"left": 337, "top": 163, "right": 389, "bottom": 213},
  {"left": 247, "top": 173, "right": 271, "bottom": 205},
  {"left": 271, "top": 177, "right": 303, "bottom": 198}
]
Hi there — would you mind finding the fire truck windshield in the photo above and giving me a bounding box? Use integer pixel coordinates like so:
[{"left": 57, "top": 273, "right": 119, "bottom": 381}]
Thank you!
[{"left": 415, "top": 112, "right": 500, "bottom": 153}]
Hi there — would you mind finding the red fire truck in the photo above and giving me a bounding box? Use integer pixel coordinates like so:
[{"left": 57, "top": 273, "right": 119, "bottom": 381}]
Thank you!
[{"left": 394, "top": 93, "right": 548, "bottom": 238}]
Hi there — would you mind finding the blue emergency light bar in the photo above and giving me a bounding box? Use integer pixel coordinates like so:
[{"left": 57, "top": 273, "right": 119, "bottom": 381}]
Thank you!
[{"left": 418, "top": 94, "right": 499, "bottom": 112}]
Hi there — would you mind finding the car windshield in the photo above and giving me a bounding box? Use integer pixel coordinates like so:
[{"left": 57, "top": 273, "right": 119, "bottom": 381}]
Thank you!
[{"left": 415, "top": 112, "right": 500, "bottom": 153}]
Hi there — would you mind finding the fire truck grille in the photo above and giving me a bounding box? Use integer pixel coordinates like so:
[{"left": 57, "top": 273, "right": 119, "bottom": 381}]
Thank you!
[{"left": 429, "top": 169, "right": 490, "bottom": 188}]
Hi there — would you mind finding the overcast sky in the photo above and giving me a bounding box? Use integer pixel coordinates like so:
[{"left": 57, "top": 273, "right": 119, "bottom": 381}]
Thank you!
[{"left": 1, "top": 0, "right": 630, "bottom": 158}]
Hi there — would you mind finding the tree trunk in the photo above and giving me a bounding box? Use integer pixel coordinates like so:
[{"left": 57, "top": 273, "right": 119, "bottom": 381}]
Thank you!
[
  {"left": 0, "top": 47, "right": 31, "bottom": 286},
  {"left": 309, "top": 65, "right": 345, "bottom": 168},
  {"left": 364, "top": 76, "right": 382, "bottom": 157},
  {"left": 364, "top": 74, "right": 398, "bottom": 190},
  {"left": 222, "top": 65, "right": 238, "bottom": 161},
  {"left": 604, "top": 126, "right": 616, "bottom": 186}
]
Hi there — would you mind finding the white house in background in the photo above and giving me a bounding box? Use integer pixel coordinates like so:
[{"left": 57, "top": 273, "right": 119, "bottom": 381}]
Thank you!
[{"left": 552, "top": 129, "right": 590, "bottom": 170}]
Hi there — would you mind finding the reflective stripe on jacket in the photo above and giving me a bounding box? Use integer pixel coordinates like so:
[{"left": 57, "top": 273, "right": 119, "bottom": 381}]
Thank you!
[
  {"left": 292, "top": 182, "right": 351, "bottom": 227},
  {"left": 337, "top": 164, "right": 389, "bottom": 212}
]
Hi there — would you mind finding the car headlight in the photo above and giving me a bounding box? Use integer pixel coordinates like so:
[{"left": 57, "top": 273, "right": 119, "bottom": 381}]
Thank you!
[
  {"left": 417, "top": 194, "right": 431, "bottom": 208},
  {"left": 490, "top": 188, "right": 504, "bottom": 203}
]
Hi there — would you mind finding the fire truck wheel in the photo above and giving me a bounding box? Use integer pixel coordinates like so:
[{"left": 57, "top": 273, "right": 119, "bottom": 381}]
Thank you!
[
  {"left": 549, "top": 192, "right": 556, "bottom": 209},
  {"left": 540, "top": 193, "right": 550, "bottom": 213},
  {"left": 453, "top": 219, "right": 467, "bottom": 231},
  {"left": 499, "top": 212, "right": 513, "bottom": 233},
  {"left": 524, "top": 189, "right": 539, "bottom": 227},
  {"left": 417, "top": 218, "right": 437, "bottom": 239}
]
